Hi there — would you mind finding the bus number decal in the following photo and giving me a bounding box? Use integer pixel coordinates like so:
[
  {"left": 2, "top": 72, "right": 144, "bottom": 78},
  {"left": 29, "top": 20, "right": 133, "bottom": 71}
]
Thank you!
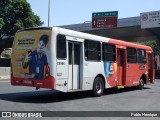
[
  {"left": 57, "top": 62, "right": 65, "bottom": 65},
  {"left": 57, "top": 73, "right": 62, "bottom": 76},
  {"left": 126, "top": 65, "right": 130, "bottom": 70},
  {"left": 139, "top": 65, "right": 145, "bottom": 70}
]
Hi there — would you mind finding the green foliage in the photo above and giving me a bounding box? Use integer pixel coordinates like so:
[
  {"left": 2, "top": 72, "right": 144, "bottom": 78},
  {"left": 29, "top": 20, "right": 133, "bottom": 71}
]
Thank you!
[
  {"left": 1, "top": 53, "right": 11, "bottom": 58},
  {"left": 0, "top": 18, "right": 4, "bottom": 29},
  {"left": 0, "top": 0, "right": 43, "bottom": 40},
  {"left": 135, "top": 41, "right": 159, "bottom": 55}
]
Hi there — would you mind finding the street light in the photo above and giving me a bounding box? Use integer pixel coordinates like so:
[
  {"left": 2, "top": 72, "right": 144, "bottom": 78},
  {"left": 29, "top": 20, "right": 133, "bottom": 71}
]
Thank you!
[{"left": 48, "top": 0, "right": 50, "bottom": 27}]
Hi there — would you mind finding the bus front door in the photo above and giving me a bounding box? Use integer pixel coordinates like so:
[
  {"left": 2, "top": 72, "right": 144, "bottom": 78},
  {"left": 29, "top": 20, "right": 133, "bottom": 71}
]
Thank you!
[
  {"left": 68, "top": 42, "right": 81, "bottom": 90},
  {"left": 148, "top": 53, "right": 154, "bottom": 83},
  {"left": 148, "top": 53, "right": 152, "bottom": 82}
]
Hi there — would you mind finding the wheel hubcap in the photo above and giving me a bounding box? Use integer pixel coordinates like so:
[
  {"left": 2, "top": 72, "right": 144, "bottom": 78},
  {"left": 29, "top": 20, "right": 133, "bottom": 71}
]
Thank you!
[
  {"left": 140, "top": 79, "right": 144, "bottom": 86},
  {"left": 96, "top": 82, "right": 102, "bottom": 94}
]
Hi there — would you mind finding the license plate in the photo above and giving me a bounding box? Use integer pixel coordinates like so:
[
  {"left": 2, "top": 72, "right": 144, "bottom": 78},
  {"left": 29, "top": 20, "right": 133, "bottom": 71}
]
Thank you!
[{"left": 23, "top": 80, "right": 32, "bottom": 85}]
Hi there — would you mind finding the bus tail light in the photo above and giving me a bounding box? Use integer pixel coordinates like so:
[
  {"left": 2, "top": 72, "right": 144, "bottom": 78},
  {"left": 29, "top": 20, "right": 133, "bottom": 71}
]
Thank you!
[{"left": 45, "top": 64, "right": 50, "bottom": 78}]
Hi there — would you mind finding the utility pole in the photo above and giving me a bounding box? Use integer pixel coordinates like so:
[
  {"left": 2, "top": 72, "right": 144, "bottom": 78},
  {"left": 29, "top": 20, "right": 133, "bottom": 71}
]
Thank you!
[{"left": 48, "top": 0, "right": 50, "bottom": 27}]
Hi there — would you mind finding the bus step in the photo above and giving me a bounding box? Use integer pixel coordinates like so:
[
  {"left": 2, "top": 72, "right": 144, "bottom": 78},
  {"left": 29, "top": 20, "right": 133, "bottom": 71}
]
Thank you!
[{"left": 117, "top": 86, "right": 124, "bottom": 89}]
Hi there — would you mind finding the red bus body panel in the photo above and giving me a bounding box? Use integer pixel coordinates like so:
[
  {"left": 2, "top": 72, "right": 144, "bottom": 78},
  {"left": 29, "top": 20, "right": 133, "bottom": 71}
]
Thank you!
[
  {"left": 107, "top": 39, "right": 155, "bottom": 87},
  {"left": 11, "top": 75, "right": 54, "bottom": 89}
]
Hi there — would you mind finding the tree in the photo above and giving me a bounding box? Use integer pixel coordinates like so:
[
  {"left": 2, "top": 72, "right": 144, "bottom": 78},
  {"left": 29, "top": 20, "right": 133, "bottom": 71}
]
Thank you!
[
  {"left": 135, "top": 41, "right": 159, "bottom": 55},
  {"left": 143, "top": 41, "right": 159, "bottom": 55},
  {"left": 0, "top": 18, "right": 4, "bottom": 29},
  {"left": 0, "top": 0, "right": 43, "bottom": 40}
]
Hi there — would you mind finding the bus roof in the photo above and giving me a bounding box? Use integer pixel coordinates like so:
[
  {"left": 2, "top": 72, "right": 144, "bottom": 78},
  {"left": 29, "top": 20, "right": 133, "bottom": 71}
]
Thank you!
[
  {"left": 109, "top": 39, "right": 152, "bottom": 50},
  {"left": 17, "top": 27, "right": 52, "bottom": 32},
  {"left": 55, "top": 27, "right": 152, "bottom": 51},
  {"left": 16, "top": 27, "right": 152, "bottom": 51}
]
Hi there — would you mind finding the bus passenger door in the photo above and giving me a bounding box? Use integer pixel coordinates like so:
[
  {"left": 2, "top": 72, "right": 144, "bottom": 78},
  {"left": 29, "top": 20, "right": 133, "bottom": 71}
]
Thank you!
[
  {"left": 68, "top": 41, "right": 81, "bottom": 90},
  {"left": 148, "top": 53, "right": 154, "bottom": 83},
  {"left": 117, "top": 48, "right": 126, "bottom": 86}
]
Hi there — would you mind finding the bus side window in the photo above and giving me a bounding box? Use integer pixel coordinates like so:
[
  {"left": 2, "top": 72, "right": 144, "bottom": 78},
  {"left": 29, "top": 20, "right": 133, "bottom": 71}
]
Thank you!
[
  {"left": 127, "top": 47, "right": 137, "bottom": 63},
  {"left": 138, "top": 49, "right": 146, "bottom": 64},
  {"left": 84, "top": 40, "right": 101, "bottom": 61},
  {"left": 102, "top": 43, "right": 116, "bottom": 62},
  {"left": 57, "top": 34, "right": 67, "bottom": 59}
]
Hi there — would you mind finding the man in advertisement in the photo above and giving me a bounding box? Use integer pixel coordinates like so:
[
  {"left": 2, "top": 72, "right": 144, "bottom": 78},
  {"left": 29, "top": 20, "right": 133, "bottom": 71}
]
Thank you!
[{"left": 23, "top": 35, "right": 49, "bottom": 79}]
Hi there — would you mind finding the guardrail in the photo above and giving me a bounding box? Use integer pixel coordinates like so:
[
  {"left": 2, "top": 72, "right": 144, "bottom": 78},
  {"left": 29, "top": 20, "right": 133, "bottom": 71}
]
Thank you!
[{"left": 0, "top": 67, "right": 10, "bottom": 80}]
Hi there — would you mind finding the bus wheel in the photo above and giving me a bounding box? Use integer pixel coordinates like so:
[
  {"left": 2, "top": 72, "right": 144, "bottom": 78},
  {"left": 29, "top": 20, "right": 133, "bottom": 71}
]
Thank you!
[
  {"left": 93, "top": 77, "right": 104, "bottom": 97},
  {"left": 139, "top": 79, "right": 144, "bottom": 89}
]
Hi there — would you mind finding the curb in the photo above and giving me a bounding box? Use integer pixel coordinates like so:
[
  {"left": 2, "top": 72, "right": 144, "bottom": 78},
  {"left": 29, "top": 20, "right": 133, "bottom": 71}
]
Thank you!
[{"left": 0, "top": 76, "right": 10, "bottom": 81}]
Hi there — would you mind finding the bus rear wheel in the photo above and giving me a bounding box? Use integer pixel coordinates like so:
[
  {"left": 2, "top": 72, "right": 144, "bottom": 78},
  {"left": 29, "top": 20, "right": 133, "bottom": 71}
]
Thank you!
[
  {"left": 139, "top": 78, "right": 144, "bottom": 89},
  {"left": 93, "top": 77, "right": 104, "bottom": 97}
]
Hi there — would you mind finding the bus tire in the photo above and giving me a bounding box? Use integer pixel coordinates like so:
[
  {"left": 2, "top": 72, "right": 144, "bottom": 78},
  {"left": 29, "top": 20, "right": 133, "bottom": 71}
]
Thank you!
[
  {"left": 93, "top": 77, "right": 104, "bottom": 97},
  {"left": 139, "top": 78, "right": 144, "bottom": 89}
]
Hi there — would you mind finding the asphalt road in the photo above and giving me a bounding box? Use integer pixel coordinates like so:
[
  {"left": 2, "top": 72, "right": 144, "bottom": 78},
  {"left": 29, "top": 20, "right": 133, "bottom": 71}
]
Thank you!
[{"left": 0, "top": 79, "right": 160, "bottom": 120}]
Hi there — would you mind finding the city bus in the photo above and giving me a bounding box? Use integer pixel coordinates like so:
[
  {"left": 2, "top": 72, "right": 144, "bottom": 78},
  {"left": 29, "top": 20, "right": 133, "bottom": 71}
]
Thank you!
[{"left": 11, "top": 27, "right": 155, "bottom": 96}]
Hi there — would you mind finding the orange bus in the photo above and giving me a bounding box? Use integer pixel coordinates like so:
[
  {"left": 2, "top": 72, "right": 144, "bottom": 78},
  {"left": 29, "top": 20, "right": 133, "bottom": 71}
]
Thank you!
[{"left": 11, "top": 27, "right": 155, "bottom": 96}]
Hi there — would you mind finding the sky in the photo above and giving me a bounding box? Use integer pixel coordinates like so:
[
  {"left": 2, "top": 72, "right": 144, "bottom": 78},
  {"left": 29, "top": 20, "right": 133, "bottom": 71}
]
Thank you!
[{"left": 27, "top": 0, "right": 160, "bottom": 27}]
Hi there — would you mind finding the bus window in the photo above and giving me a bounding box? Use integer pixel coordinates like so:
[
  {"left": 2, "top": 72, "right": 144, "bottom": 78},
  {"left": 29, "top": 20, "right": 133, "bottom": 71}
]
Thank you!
[
  {"left": 102, "top": 43, "right": 116, "bottom": 62},
  {"left": 127, "top": 47, "right": 137, "bottom": 63},
  {"left": 74, "top": 43, "right": 80, "bottom": 65},
  {"left": 68, "top": 42, "right": 72, "bottom": 65},
  {"left": 57, "top": 34, "right": 67, "bottom": 59},
  {"left": 84, "top": 40, "right": 101, "bottom": 61},
  {"left": 138, "top": 49, "right": 146, "bottom": 64}
]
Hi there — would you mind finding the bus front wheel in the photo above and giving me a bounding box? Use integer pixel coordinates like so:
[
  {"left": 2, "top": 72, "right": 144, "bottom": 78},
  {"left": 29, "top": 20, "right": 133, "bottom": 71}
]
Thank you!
[
  {"left": 93, "top": 77, "right": 104, "bottom": 97},
  {"left": 139, "top": 78, "right": 144, "bottom": 89}
]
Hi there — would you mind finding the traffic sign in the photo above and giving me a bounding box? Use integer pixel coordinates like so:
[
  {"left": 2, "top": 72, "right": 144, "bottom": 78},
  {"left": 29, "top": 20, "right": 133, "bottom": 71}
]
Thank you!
[
  {"left": 92, "top": 17, "right": 117, "bottom": 28},
  {"left": 92, "top": 11, "right": 118, "bottom": 18},
  {"left": 141, "top": 10, "right": 160, "bottom": 29},
  {"left": 92, "top": 11, "right": 118, "bottom": 28}
]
